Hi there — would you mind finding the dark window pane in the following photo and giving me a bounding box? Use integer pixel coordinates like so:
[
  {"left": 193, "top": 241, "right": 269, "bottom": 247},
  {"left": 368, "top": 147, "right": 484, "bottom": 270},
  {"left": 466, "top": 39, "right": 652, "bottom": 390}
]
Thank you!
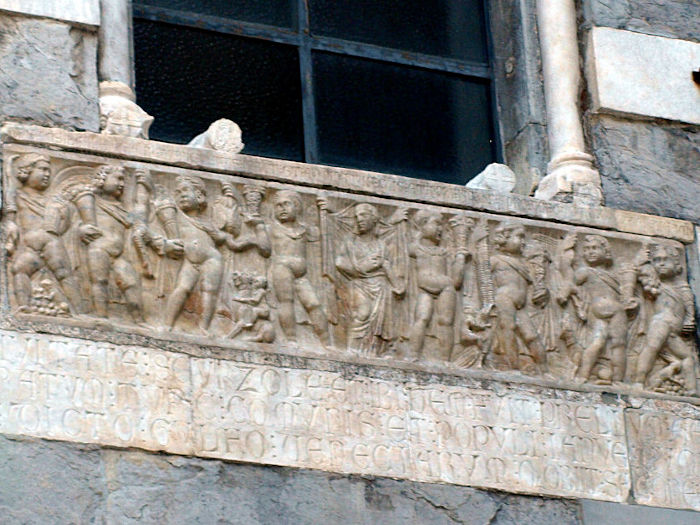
[
  {"left": 309, "top": 0, "right": 487, "bottom": 62},
  {"left": 134, "top": 19, "right": 304, "bottom": 161},
  {"left": 313, "top": 53, "right": 494, "bottom": 184},
  {"left": 135, "top": 0, "right": 296, "bottom": 29}
]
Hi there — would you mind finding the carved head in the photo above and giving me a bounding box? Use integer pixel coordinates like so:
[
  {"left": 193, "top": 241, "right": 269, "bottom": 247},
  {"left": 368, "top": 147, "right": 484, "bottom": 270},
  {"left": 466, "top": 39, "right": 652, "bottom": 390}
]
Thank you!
[
  {"left": 207, "top": 119, "right": 244, "bottom": 153},
  {"left": 523, "top": 239, "right": 550, "bottom": 264},
  {"left": 493, "top": 222, "right": 525, "bottom": 254},
  {"left": 15, "top": 153, "right": 51, "bottom": 190},
  {"left": 414, "top": 209, "right": 443, "bottom": 242},
  {"left": 581, "top": 235, "right": 613, "bottom": 267},
  {"left": 273, "top": 190, "right": 302, "bottom": 223},
  {"left": 354, "top": 203, "right": 379, "bottom": 234},
  {"left": 175, "top": 175, "right": 208, "bottom": 212},
  {"left": 93, "top": 165, "right": 126, "bottom": 199},
  {"left": 232, "top": 271, "right": 243, "bottom": 288},
  {"left": 649, "top": 244, "right": 683, "bottom": 279}
]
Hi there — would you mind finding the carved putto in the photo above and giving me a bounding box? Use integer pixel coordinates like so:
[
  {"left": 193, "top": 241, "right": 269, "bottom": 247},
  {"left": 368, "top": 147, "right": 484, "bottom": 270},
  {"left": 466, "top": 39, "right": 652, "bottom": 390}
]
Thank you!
[{"left": 3, "top": 153, "right": 698, "bottom": 397}]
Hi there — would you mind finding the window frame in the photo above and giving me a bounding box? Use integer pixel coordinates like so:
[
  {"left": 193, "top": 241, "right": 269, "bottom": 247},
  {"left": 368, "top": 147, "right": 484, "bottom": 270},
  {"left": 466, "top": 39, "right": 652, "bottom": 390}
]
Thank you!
[{"left": 132, "top": 1, "right": 502, "bottom": 170}]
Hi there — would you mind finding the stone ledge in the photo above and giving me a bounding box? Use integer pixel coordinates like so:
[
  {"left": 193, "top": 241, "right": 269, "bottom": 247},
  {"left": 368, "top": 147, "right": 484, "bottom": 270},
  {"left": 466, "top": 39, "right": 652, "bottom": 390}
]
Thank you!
[{"left": 1, "top": 123, "right": 694, "bottom": 243}]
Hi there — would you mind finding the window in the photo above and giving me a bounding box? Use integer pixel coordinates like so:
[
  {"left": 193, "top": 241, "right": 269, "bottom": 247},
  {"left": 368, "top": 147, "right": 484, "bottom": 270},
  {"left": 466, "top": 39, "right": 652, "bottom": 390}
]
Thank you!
[{"left": 133, "top": 1, "right": 499, "bottom": 185}]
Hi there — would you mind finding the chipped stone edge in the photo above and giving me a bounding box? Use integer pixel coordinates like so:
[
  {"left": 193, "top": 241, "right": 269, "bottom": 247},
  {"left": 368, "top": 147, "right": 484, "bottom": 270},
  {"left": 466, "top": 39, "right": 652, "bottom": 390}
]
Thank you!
[{"left": 1, "top": 123, "right": 694, "bottom": 244}]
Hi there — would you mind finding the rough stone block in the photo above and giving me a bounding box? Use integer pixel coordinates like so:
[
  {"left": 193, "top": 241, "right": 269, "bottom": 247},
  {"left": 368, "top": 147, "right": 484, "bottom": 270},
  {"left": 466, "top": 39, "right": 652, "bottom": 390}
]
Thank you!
[
  {"left": 0, "top": 434, "right": 584, "bottom": 525},
  {"left": 583, "top": 0, "right": 700, "bottom": 43},
  {"left": 0, "top": 435, "right": 106, "bottom": 523},
  {"left": 101, "top": 449, "right": 582, "bottom": 525},
  {"left": 586, "top": 27, "right": 700, "bottom": 125},
  {"left": 103, "top": 451, "right": 477, "bottom": 525},
  {"left": 588, "top": 115, "right": 700, "bottom": 223},
  {"left": 0, "top": 14, "right": 99, "bottom": 131}
]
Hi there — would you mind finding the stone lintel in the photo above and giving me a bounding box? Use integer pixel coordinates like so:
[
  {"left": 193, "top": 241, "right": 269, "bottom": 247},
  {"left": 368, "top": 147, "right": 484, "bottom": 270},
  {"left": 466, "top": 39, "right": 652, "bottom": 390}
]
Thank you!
[{"left": 1, "top": 123, "right": 694, "bottom": 244}]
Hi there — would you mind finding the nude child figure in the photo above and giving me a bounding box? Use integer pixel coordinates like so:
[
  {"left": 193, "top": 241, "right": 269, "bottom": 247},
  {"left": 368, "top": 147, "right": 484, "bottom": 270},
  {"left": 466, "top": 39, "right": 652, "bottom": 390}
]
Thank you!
[{"left": 268, "top": 190, "right": 329, "bottom": 346}]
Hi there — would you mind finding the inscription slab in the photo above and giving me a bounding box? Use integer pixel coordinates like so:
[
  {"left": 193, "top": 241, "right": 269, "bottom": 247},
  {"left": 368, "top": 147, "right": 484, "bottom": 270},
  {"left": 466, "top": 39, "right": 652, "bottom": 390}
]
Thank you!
[
  {"left": 0, "top": 329, "right": 633, "bottom": 502},
  {"left": 626, "top": 400, "right": 700, "bottom": 511}
]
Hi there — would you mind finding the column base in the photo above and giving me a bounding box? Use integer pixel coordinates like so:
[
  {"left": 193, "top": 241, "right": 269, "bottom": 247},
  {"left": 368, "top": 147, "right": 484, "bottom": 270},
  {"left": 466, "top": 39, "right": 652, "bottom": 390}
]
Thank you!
[
  {"left": 98, "top": 81, "right": 154, "bottom": 139},
  {"left": 534, "top": 151, "right": 603, "bottom": 206}
]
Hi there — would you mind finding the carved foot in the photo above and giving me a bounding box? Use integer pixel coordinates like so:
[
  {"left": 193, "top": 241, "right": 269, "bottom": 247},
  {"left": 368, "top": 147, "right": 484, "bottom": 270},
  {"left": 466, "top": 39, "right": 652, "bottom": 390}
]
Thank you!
[{"left": 572, "top": 375, "right": 588, "bottom": 385}]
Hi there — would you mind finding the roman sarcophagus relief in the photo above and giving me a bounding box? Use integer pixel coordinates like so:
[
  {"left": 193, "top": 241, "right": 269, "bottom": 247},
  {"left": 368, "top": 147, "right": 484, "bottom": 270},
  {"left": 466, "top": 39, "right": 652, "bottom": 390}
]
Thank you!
[{"left": 2, "top": 137, "right": 698, "bottom": 398}]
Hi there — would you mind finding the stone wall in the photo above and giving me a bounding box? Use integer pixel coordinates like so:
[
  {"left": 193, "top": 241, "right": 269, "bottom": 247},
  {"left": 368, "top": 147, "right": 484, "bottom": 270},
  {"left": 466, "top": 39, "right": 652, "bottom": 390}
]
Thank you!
[
  {"left": 0, "top": 434, "right": 584, "bottom": 525},
  {"left": 581, "top": 1, "right": 700, "bottom": 224},
  {"left": 0, "top": 12, "right": 99, "bottom": 131},
  {"left": 4, "top": 434, "right": 700, "bottom": 524},
  {"left": 582, "top": 0, "right": 700, "bottom": 43},
  {"left": 588, "top": 116, "right": 700, "bottom": 223}
]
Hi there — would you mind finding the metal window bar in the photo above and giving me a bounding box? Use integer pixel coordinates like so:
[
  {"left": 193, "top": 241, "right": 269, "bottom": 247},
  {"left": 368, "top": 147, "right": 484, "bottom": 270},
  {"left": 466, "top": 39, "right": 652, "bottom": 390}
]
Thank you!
[{"left": 132, "top": 1, "right": 500, "bottom": 165}]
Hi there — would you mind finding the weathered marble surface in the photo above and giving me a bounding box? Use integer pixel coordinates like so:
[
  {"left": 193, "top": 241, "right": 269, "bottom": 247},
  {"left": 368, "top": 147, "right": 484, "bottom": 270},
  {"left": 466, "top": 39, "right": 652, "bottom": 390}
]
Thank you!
[
  {"left": 0, "top": 0, "right": 100, "bottom": 26},
  {"left": 0, "top": 329, "right": 698, "bottom": 510},
  {"left": 625, "top": 398, "right": 700, "bottom": 510},
  {"left": 0, "top": 330, "right": 628, "bottom": 502},
  {"left": 0, "top": 18, "right": 99, "bottom": 132},
  {"left": 586, "top": 28, "right": 700, "bottom": 125}
]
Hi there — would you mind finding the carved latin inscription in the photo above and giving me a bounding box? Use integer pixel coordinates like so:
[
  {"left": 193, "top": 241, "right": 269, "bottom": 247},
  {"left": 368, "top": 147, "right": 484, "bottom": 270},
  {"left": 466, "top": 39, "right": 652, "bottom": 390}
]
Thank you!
[
  {"left": 0, "top": 330, "right": 634, "bottom": 503},
  {"left": 2, "top": 150, "right": 698, "bottom": 396}
]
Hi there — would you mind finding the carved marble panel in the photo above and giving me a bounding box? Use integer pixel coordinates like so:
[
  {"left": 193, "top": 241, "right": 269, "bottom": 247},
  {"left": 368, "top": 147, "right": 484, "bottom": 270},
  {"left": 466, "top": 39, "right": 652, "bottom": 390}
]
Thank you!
[
  {"left": 1, "top": 143, "right": 698, "bottom": 399},
  {"left": 1, "top": 128, "right": 700, "bottom": 510}
]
